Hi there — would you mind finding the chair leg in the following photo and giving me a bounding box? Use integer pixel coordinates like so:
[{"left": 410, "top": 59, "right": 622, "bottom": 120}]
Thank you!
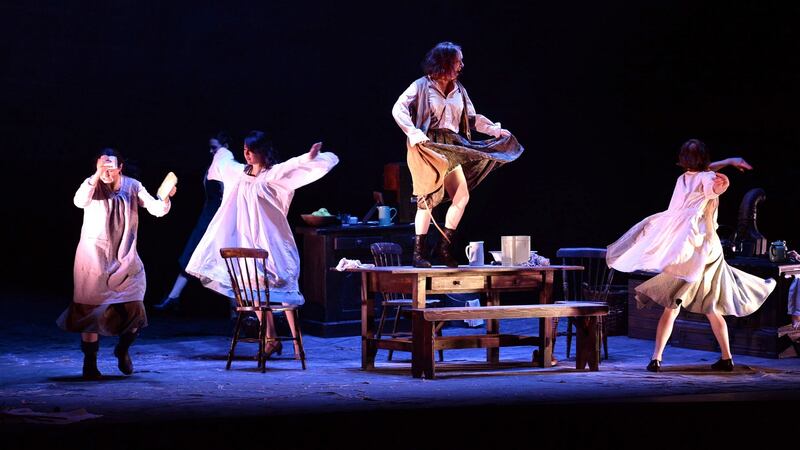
[
  {"left": 601, "top": 316, "right": 609, "bottom": 360},
  {"left": 566, "top": 317, "right": 575, "bottom": 359},
  {"left": 434, "top": 322, "right": 444, "bottom": 362},
  {"left": 376, "top": 303, "right": 389, "bottom": 340},
  {"left": 387, "top": 305, "right": 403, "bottom": 361},
  {"left": 258, "top": 312, "right": 268, "bottom": 373},
  {"left": 286, "top": 309, "right": 306, "bottom": 370},
  {"left": 227, "top": 313, "right": 243, "bottom": 370}
]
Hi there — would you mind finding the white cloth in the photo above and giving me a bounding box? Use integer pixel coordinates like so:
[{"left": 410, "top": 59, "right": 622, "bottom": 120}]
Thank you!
[
  {"left": 186, "top": 148, "right": 338, "bottom": 305},
  {"left": 788, "top": 277, "right": 800, "bottom": 316},
  {"left": 607, "top": 171, "right": 775, "bottom": 316},
  {"left": 334, "top": 258, "right": 375, "bottom": 271},
  {"left": 392, "top": 78, "right": 502, "bottom": 145},
  {"left": 73, "top": 176, "right": 170, "bottom": 306},
  {"left": 607, "top": 171, "right": 721, "bottom": 282}
]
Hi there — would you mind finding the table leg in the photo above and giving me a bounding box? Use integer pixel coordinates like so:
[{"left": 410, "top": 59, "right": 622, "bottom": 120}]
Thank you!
[
  {"left": 486, "top": 290, "right": 500, "bottom": 363},
  {"left": 361, "top": 272, "right": 377, "bottom": 370},
  {"left": 575, "top": 316, "right": 600, "bottom": 371},
  {"left": 539, "top": 316, "right": 554, "bottom": 368},
  {"left": 412, "top": 309, "right": 434, "bottom": 379},
  {"left": 538, "top": 270, "right": 555, "bottom": 367}
]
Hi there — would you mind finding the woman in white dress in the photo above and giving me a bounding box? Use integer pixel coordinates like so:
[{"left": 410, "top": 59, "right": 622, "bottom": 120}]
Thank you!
[
  {"left": 607, "top": 139, "right": 775, "bottom": 372},
  {"left": 186, "top": 130, "right": 338, "bottom": 357},
  {"left": 58, "top": 149, "right": 176, "bottom": 379}
]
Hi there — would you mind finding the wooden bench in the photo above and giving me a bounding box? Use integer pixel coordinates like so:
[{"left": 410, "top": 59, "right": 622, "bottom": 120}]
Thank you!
[{"left": 411, "top": 302, "right": 608, "bottom": 379}]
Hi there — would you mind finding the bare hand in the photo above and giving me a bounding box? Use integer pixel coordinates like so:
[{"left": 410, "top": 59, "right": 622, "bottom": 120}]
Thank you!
[
  {"left": 308, "top": 142, "right": 322, "bottom": 159},
  {"left": 728, "top": 157, "right": 753, "bottom": 172},
  {"left": 168, "top": 186, "right": 177, "bottom": 198},
  {"left": 96, "top": 155, "right": 112, "bottom": 174},
  {"left": 498, "top": 129, "right": 511, "bottom": 138}
]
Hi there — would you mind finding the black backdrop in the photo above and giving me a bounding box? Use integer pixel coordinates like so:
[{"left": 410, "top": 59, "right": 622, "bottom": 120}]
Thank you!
[{"left": 2, "top": 1, "right": 798, "bottom": 303}]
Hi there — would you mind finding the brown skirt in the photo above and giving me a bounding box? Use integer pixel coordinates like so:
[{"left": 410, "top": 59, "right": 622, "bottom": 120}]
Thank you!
[
  {"left": 57, "top": 301, "right": 148, "bottom": 336},
  {"left": 415, "top": 129, "right": 523, "bottom": 209}
]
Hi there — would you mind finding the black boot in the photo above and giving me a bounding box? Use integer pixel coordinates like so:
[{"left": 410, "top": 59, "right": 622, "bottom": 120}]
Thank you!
[
  {"left": 114, "top": 332, "right": 137, "bottom": 375},
  {"left": 413, "top": 234, "right": 432, "bottom": 268},
  {"left": 435, "top": 227, "right": 459, "bottom": 267},
  {"left": 81, "top": 340, "right": 102, "bottom": 380}
]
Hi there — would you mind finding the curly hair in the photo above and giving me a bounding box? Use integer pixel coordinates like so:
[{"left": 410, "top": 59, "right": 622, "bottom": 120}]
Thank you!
[
  {"left": 421, "top": 41, "right": 462, "bottom": 79},
  {"left": 677, "top": 139, "right": 711, "bottom": 172}
]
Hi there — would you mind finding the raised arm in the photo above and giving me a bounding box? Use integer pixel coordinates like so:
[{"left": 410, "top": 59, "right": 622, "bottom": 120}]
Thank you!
[
  {"left": 708, "top": 157, "right": 753, "bottom": 172},
  {"left": 265, "top": 142, "right": 339, "bottom": 192},
  {"left": 137, "top": 181, "right": 173, "bottom": 217},
  {"left": 207, "top": 147, "right": 245, "bottom": 186},
  {"left": 73, "top": 155, "right": 112, "bottom": 208}
]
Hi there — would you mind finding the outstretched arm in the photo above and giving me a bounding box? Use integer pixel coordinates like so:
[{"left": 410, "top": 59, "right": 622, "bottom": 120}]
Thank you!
[
  {"left": 709, "top": 157, "right": 753, "bottom": 172},
  {"left": 265, "top": 142, "right": 339, "bottom": 192}
]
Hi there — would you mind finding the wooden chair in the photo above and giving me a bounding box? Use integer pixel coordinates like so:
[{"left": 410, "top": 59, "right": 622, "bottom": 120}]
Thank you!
[
  {"left": 370, "top": 242, "right": 443, "bottom": 362},
  {"left": 555, "top": 247, "right": 615, "bottom": 360},
  {"left": 220, "top": 247, "right": 306, "bottom": 372}
]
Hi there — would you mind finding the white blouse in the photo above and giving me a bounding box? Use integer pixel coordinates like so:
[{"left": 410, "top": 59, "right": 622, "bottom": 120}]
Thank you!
[{"left": 392, "top": 78, "right": 503, "bottom": 146}]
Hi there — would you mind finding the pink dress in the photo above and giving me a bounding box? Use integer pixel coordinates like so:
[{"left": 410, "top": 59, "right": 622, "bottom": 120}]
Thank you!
[{"left": 607, "top": 171, "right": 774, "bottom": 315}]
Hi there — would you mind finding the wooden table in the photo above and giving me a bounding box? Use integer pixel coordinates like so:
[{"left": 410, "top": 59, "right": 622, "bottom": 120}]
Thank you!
[{"left": 344, "top": 265, "right": 583, "bottom": 376}]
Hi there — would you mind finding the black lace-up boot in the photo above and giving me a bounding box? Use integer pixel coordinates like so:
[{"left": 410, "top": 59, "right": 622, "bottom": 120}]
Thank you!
[
  {"left": 413, "top": 234, "right": 432, "bottom": 268},
  {"left": 435, "top": 227, "right": 459, "bottom": 268}
]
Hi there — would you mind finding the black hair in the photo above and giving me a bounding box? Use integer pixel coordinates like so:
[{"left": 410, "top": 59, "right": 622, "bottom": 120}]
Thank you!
[
  {"left": 421, "top": 41, "right": 462, "bottom": 79},
  {"left": 677, "top": 139, "right": 711, "bottom": 172},
  {"left": 244, "top": 130, "right": 279, "bottom": 166},
  {"left": 212, "top": 131, "right": 231, "bottom": 149}
]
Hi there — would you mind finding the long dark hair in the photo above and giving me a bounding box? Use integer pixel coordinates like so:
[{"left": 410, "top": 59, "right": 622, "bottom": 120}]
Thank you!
[
  {"left": 244, "top": 130, "right": 279, "bottom": 167},
  {"left": 421, "top": 41, "right": 462, "bottom": 79},
  {"left": 677, "top": 139, "right": 711, "bottom": 172}
]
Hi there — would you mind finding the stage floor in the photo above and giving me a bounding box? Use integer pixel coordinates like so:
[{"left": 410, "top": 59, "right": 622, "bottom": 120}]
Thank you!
[{"left": 2, "top": 292, "right": 798, "bottom": 448}]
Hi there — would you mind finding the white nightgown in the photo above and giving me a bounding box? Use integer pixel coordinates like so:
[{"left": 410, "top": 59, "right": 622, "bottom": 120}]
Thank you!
[
  {"left": 607, "top": 171, "right": 775, "bottom": 315},
  {"left": 72, "top": 176, "right": 171, "bottom": 306},
  {"left": 186, "top": 148, "right": 338, "bottom": 305}
]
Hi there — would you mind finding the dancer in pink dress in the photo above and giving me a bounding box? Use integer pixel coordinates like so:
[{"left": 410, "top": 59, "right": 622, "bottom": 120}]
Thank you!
[{"left": 607, "top": 139, "right": 775, "bottom": 372}]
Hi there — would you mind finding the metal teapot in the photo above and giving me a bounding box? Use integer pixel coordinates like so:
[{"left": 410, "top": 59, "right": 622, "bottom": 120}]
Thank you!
[{"left": 768, "top": 240, "right": 787, "bottom": 263}]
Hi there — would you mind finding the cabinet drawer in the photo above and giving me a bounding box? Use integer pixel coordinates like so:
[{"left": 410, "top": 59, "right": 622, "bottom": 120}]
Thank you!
[
  {"left": 430, "top": 276, "right": 486, "bottom": 291},
  {"left": 334, "top": 236, "right": 384, "bottom": 251},
  {"left": 491, "top": 274, "right": 541, "bottom": 289}
]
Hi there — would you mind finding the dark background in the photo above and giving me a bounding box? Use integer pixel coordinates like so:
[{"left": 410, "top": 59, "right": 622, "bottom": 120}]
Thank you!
[{"left": 2, "top": 1, "right": 798, "bottom": 305}]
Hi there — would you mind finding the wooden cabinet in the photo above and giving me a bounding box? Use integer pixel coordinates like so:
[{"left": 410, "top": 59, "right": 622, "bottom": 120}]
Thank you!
[
  {"left": 628, "top": 257, "right": 800, "bottom": 358},
  {"left": 295, "top": 223, "right": 415, "bottom": 337}
]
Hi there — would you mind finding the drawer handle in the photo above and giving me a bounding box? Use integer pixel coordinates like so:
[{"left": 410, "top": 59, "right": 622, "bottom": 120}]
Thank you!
[{"left": 452, "top": 280, "right": 461, "bottom": 286}]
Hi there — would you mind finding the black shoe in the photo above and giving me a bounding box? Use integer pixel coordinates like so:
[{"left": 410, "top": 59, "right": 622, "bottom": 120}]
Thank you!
[
  {"left": 711, "top": 358, "right": 734, "bottom": 372},
  {"left": 435, "top": 227, "right": 459, "bottom": 268},
  {"left": 646, "top": 359, "right": 661, "bottom": 372},
  {"left": 153, "top": 295, "right": 180, "bottom": 311},
  {"left": 81, "top": 341, "right": 102, "bottom": 380},
  {"left": 412, "top": 234, "right": 432, "bottom": 268},
  {"left": 114, "top": 332, "right": 137, "bottom": 375}
]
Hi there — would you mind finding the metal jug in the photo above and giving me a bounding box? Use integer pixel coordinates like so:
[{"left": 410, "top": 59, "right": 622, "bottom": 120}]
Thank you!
[{"left": 769, "top": 240, "right": 787, "bottom": 263}]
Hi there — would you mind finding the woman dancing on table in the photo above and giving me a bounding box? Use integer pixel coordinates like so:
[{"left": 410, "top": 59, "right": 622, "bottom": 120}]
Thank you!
[{"left": 392, "top": 41, "right": 524, "bottom": 267}]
